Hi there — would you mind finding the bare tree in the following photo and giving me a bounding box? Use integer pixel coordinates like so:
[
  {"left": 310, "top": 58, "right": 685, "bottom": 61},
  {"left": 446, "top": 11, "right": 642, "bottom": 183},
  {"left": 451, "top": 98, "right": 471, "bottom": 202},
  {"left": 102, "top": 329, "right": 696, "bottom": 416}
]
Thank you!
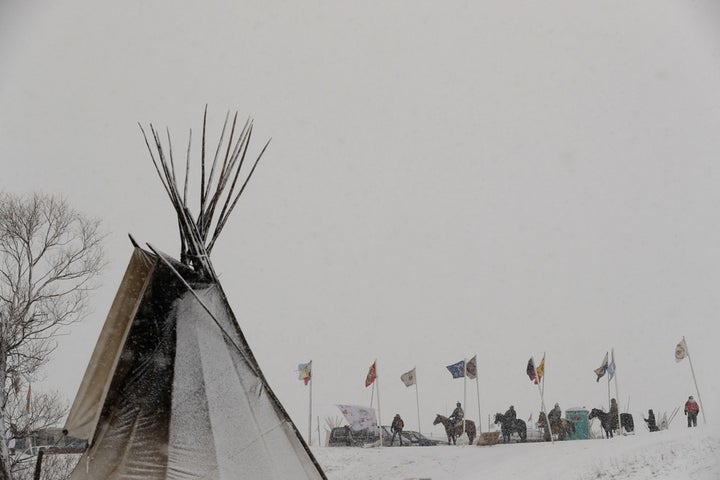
[
  {"left": 0, "top": 193, "right": 104, "bottom": 480},
  {"left": 6, "top": 390, "right": 71, "bottom": 479}
]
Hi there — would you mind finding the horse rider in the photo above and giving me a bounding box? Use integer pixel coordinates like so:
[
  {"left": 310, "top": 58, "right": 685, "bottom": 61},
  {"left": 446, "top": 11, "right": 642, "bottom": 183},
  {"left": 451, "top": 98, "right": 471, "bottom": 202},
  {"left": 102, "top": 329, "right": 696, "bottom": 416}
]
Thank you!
[
  {"left": 449, "top": 402, "right": 464, "bottom": 427},
  {"left": 548, "top": 403, "right": 561, "bottom": 423},
  {"left": 505, "top": 405, "right": 516, "bottom": 422}
]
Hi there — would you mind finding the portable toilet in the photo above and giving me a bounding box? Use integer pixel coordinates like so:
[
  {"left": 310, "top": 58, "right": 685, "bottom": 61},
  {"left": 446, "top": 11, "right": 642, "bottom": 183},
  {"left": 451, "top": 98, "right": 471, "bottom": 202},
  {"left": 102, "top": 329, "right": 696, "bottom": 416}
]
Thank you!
[{"left": 565, "top": 408, "right": 589, "bottom": 440}]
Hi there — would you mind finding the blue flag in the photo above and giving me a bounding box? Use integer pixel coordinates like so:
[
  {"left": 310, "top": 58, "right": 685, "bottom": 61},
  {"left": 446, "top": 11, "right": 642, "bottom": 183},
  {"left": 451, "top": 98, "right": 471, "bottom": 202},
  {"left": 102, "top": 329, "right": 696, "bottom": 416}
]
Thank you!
[{"left": 446, "top": 361, "right": 465, "bottom": 379}]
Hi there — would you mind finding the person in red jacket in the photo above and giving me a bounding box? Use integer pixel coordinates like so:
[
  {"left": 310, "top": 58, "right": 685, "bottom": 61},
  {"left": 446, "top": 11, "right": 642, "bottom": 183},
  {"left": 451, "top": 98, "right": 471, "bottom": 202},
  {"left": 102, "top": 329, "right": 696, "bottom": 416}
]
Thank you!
[{"left": 684, "top": 396, "right": 700, "bottom": 427}]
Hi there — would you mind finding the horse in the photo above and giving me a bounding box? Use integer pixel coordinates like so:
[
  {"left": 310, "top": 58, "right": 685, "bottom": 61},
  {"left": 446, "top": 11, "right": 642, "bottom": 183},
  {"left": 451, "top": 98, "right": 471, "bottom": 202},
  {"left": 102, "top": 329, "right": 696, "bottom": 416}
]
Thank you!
[
  {"left": 433, "top": 414, "right": 476, "bottom": 445},
  {"left": 588, "top": 408, "right": 634, "bottom": 438},
  {"left": 537, "top": 412, "right": 575, "bottom": 441},
  {"left": 493, "top": 412, "right": 527, "bottom": 443}
]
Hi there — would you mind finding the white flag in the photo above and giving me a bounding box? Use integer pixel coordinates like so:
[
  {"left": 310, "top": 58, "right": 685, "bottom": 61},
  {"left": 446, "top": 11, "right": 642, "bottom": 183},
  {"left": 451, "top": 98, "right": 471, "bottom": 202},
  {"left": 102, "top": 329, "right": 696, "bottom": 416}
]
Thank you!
[
  {"left": 400, "top": 368, "right": 416, "bottom": 387},
  {"left": 336, "top": 404, "right": 377, "bottom": 431},
  {"left": 675, "top": 338, "right": 688, "bottom": 363}
]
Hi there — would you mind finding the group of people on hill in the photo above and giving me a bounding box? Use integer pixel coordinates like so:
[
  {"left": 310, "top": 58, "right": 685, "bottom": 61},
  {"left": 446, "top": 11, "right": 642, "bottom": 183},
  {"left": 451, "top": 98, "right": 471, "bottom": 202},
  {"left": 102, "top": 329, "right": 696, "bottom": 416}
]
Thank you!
[
  {"left": 436, "top": 394, "right": 701, "bottom": 435},
  {"left": 644, "top": 396, "right": 700, "bottom": 432}
]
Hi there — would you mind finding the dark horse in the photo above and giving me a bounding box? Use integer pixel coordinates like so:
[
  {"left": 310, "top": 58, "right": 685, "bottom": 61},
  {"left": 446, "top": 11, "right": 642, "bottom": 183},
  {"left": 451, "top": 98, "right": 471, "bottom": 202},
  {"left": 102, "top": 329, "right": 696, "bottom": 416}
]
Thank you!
[
  {"left": 588, "top": 408, "right": 634, "bottom": 438},
  {"left": 433, "top": 414, "right": 476, "bottom": 445},
  {"left": 493, "top": 412, "right": 527, "bottom": 443},
  {"left": 537, "top": 412, "right": 575, "bottom": 441}
]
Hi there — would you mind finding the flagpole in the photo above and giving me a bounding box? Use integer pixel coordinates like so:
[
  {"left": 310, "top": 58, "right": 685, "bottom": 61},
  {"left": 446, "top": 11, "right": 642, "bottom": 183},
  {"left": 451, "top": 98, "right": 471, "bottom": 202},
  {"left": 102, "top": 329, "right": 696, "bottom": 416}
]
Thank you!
[
  {"left": 612, "top": 348, "right": 620, "bottom": 434},
  {"left": 308, "top": 365, "right": 313, "bottom": 446},
  {"left": 376, "top": 360, "right": 382, "bottom": 446},
  {"left": 538, "top": 353, "right": 553, "bottom": 443},
  {"left": 415, "top": 375, "right": 421, "bottom": 435},
  {"left": 684, "top": 337, "right": 707, "bottom": 424},
  {"left": 463, "top": 357, "right": 467, "bottom": 437},
  {"left": 369, "top": 381, "right": 375, "bottom": 409},
  {"left": 475, "top": 356, "right": 482, "bottom": 434}
]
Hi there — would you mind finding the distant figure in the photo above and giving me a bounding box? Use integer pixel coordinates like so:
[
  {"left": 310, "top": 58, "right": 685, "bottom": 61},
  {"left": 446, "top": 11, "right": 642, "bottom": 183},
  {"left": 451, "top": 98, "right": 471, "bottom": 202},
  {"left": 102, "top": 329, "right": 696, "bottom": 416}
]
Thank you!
[
  {"left": 390, "top": 414, "right": 405, "bottom": 446},
  {"left": 449, "top": 402, "right": 464, "bottom": 427},
  {"left": 644, "top": 409, "right": 659, "bottom": 432},
  {"left": 548, "top": 403, "right": 562, "bottom": 423},
  {"left": 505, "top": 405, "right": 517, "bottom": 422},
  {"left": 609, "top": 398, "right": 619, "bottom": 430},
  {"left": 685, "top": 396, "right": 700, "bottom": 428}
]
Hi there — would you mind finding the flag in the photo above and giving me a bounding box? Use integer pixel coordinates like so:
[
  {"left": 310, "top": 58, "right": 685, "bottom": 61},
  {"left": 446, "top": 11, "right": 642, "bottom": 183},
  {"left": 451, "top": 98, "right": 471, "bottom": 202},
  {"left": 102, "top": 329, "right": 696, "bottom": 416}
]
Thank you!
[
  {"left": 607, "top": 351, "right": 616, "bottom": 381},
  {"left": 535, "top": 354, "right": 545, "bottom": 383},
  {"left": 25, "top": 384, "right": 31, "bottom": 414},
  {"left": 298, "top": 361, "right": 312, "bottom": 385},
  {"left": 675, "top": 338, "right": 688, "bottom": 363},
  {"left": 446, "top": 360, "right": 465, "bottom": 379},
  {"left": 365, "top": 361, "right": 377, "bottom": 387},
  {"left": 465, "top": 356, "right": 477, "bottom": 380},
  {"left": 337, "top": 404, "right": 377, "bottom": 430},
  {"left": 594, "top": 352, "right": 608, "bottom": 382},
  {"left": 400, "top": 367, "right": 416, "bottom": 387},
  {"left": 526, "top": 357, "right": 537, "bottom": 383}
]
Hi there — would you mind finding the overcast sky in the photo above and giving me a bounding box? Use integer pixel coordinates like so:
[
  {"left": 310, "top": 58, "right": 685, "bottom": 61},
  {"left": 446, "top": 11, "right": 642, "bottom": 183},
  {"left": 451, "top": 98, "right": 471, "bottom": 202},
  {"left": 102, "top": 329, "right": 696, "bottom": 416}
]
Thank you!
[{"left": 2, "top": 0, "right": 719, "bottom": 441}]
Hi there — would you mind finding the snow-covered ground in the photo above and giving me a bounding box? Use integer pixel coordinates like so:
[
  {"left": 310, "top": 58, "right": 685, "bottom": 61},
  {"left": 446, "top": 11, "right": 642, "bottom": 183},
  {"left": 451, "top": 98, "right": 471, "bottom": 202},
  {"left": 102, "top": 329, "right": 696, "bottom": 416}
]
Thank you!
[{"left": 313, "top": 424, "right": 720, "bottom": 480}]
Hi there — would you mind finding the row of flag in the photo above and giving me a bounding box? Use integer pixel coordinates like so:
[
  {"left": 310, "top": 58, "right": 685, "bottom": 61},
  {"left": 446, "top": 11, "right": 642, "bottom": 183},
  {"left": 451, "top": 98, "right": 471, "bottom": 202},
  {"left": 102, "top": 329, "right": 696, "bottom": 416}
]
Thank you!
[{"left": 297, "top": 338, "right": 693, "bottom": 387}]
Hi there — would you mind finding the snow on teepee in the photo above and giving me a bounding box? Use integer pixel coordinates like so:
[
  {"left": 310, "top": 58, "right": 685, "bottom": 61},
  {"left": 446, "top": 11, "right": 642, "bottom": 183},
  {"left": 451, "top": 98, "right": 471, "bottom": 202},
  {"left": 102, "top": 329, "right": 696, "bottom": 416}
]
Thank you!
[{"left": 63, "top": 109, "right": 327, "bottom": 480}]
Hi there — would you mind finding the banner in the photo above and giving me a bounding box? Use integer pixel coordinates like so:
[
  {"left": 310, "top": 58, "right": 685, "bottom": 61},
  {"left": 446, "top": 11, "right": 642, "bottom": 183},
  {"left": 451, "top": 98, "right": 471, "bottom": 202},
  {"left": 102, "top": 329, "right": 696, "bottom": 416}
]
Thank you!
[
  {"left": 337, "top": 404, "right": 377, "bottom": 431},
  {"left": 400, "top": 368, "right": 416, "bottom": 387},
  {"left": 466, "top": 356, "right": 477, "bottom": 380},
  {"left": 675, "top": 338, "right": 688, "bottom": 363},
  {"left": 446, "top": 360, "right": 465, "bottom": 379},
  {"left": 526, "top": 357, "right": 536, "bottom": 383},
  {"left": 535, "top": 355, "right": 545, "bottom": 383},
  {"left": 594, "top": 352, "right": 608, "bottom": 382},
  {"left": 298, "top": 361, "right": 312, "bottom": 385},
  {"left": 607, "top": 352, "right": 616, "bottom": 381},
  {"left": 365, "top": 361, "right": 377, "bottom": 387}
]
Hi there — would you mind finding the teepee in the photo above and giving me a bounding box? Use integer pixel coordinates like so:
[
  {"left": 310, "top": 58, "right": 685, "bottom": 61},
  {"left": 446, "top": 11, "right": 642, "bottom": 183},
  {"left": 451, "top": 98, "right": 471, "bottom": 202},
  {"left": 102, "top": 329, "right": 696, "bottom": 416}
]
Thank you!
[{"left": 63, "top": 110, "right": 327, "bottom": 479}]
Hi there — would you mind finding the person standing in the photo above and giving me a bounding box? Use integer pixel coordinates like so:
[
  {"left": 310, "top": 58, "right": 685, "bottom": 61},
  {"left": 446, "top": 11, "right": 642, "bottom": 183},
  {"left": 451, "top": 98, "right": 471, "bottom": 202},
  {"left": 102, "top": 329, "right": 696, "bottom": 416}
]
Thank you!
[
  {"left": 390, "top": 414, "right": 405, "bottom": 446},
  {"left": 644, "top": 409, "right": 658, "bottom": 432},
  {"left": 685, "top": 396, "right": 700, "bottom": 427},
  {"left": 609, "top": 398, "right": 619, "bottom": 430}
]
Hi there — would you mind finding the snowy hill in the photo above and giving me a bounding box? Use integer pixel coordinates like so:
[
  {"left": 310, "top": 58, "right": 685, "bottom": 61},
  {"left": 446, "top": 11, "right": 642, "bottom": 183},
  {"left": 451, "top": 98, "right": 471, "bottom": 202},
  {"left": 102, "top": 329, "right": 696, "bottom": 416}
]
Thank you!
[{"left": 313, "top": 424, "right": 720, "bottom": 480}]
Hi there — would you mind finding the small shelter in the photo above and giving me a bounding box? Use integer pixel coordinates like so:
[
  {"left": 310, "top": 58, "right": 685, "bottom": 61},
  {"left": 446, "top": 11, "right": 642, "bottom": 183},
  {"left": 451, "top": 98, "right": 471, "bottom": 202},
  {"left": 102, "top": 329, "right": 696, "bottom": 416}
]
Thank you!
[
  {"left": 63, "top": 111, "right": 327, "bottom": 479},
  {"left": 565, "top": 408, "right": 590, "bottom": 440}
]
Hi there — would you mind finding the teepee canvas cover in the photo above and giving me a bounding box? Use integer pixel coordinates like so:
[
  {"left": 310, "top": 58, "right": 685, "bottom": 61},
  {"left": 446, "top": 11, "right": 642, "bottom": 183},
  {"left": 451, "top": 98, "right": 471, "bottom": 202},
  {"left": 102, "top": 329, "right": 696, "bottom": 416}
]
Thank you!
[{"left": 64, "top": 112, "right": 327, "bottom": 479}]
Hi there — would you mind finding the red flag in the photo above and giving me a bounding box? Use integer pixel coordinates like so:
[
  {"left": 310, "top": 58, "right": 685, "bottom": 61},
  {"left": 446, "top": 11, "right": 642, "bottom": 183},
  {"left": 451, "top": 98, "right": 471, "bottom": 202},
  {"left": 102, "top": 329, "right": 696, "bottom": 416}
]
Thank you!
[
  {"left": 466, "top": 356, "right": 478, "bottom": 380},
  {"left": 365, "top": 361, "right": 377, "bottom": 387},
  {"left": 526, "top": 357, "right": 537, "bottom": 383}
]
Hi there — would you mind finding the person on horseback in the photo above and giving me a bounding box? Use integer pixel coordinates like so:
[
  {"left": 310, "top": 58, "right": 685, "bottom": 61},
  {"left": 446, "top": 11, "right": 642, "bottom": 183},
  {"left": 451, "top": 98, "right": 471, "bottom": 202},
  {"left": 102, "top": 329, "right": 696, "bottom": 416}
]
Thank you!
[
  {"left": 548, "top": 403, "right": 561, "bottom": 423},
  {"left": 449, "top": 402, "right": 464, "bottom": 427},
  {"left": 505, "top": 405, "right": 516, "bottom": 422}
]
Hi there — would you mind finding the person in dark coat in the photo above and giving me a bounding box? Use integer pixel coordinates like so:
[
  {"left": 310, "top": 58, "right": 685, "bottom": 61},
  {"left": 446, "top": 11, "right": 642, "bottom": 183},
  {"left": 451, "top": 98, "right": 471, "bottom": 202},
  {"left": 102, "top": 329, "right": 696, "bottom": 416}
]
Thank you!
[
  {"left": 505, "top": 405, "right": 517, "bottom": 422},
  {"left": 609, "top": 398, "right": 619, "bottom": 430},
  {"left": 548, "top": 403, "right": 561, "bottom": 423},
  {"left": 449, "top": 402, "right": 464, "bottom": 427},
  {"left": 390, "top": 414, "right": 405, "bottom": 446},
  {"left": 644, "top": 409, "right": 659, "bottom": 432},
  {"left": 684, "top": 396, "right": 700, "bottom": 427}
]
